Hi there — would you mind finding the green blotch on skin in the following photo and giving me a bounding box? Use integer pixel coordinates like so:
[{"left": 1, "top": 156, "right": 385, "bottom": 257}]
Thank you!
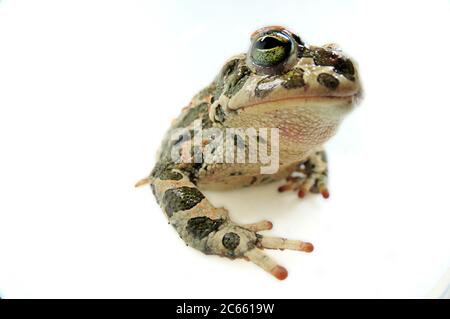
[
  {"left": 224, "top": 65, "right": 251, "bottom": 98},
  {"left": 215, "top": 59, "right": 239, "bottom": 101},
  {"left": 159, "top": 170, "right": 183, "bottom": 181},
  {"left": 176, "top": 102, "right": 209, "bottom": 129},
  {"left": 317, "top": 73, "right": 339, "bottom": 90},
  {"left": 215, "top": 58, "right": 251, "bottom": 100},
  {"left": 186, "top": 216, "right": 224, "bottom": 239},
  {"left": 162, "top": 186, "right": 205, "bottom": 217},
  {"left": 151, "top": 161, "right": 179, "bottom": 180},
  {"left": 151, "top": 162, "right": 171, "bottom": 177},
  {"left": 282, "top": 68, "right": 305, "bottom": 89}
]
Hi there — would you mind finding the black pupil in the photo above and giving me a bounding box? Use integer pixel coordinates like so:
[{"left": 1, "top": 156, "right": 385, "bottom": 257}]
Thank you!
[{"left": 255, "top": 35, "right": 290, "bottom": 51}]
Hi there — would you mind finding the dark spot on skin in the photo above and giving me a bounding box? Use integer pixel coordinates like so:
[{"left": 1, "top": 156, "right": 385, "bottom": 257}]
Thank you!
[
  {"left": 303, "top": 160, "right": 315, "bottom": 174},
  {"left": 222, "top": 232, "right": 240, "bottom": 250},
  {"left": 317, "top": 73, "right": 339, "bottom": 90},
  {"left": 182, "top": 162, "right": 203, "bottom": 184},
  {"left": 311, "top": 47, "right": 339, "bottom": 66},
  {"left": 282, "top": 68, "right": 305, "bottom": 89},
  {"left": 162, "top": 186, "right": 205, "bottom": 217},
  {"left": 186, "top": 216, "right": 224, "bottom": 239},
  {"left": 173, "top": 134, "right": 184, "bottom": 145},
  {"left": 214, "top": 104, "right": 226, "bottom": 123},
  {"left": 307, "top": 47, "right": 355, "bottom": 81},
  {"left": 334, "top": 58, "right": 355, "bottom": 81},
  {"left": 170, "top": 129, "right": 194, "bottom": 150},
  {"left": 230, "top": 172, "right": 242, "bottom": 176}
]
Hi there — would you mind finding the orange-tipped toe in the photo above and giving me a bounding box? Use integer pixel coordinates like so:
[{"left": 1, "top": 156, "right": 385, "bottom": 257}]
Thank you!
[
  {"left": 321, "top": 189, "right": 330, "bottom": 199},
  {"left": 271, "top": 265, "right": 288, "bottom": 280},
  {"left": 300, "top": 242, "right": 314, "bottom": 253},
  {"left": 298, "top": 189, "right": 306, "bottom": 198}
]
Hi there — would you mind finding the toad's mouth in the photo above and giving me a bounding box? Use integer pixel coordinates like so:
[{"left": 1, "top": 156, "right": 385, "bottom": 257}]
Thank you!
[{"left": 230, "top": 92, "right": 362, "bottom": 110}]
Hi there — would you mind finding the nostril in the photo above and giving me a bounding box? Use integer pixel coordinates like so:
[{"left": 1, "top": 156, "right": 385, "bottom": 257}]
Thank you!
[{"left": 222, "top": 232, "right": 240, "bottom": 250}]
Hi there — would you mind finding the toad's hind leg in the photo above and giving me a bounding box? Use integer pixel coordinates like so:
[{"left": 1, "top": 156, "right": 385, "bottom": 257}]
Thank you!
[
  {"left": 278, "top": 149, "right": 329, "bottom": 199},
  {"left": 146, "top": 166, "right": 313, "bottom": 280}
]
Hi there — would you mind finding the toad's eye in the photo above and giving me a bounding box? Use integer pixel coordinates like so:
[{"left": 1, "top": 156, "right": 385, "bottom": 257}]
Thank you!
[{"left": 250, "top": 32, "right": 293, "bottom": 67}]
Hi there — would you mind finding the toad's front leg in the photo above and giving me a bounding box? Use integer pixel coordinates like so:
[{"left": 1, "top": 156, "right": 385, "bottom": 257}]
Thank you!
[
  {"left": 139, "top": 167, "right": 313, "bottom": 280},
  {"left": 279, "top": 149, "right": 330, "bottom": 199}
]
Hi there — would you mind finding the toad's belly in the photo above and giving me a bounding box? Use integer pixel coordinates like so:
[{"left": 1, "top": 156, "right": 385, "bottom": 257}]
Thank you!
[{"left": 196, "top": 162, "right": 299, "bottom": 191}]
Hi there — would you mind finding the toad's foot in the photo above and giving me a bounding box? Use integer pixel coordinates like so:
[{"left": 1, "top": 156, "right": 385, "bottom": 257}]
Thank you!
[
  {"left": 239, "top": 221, "right": 314, "bottom": 280},
  {"left": 240, "top": 220, "right": 313, "bottom": 279},
  {"left": 150, "top": 167, "right": 314, "bottom": 280},
  {"left": 205, "top": 220, "right": 314, "bottom": 280},
  {"left": 278, "top": 150, "right": 329, "bottom": 199}
]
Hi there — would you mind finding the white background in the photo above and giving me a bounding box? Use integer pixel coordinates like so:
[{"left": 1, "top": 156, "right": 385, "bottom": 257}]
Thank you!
[{"left": 0, "top": 0, "right": 449, "bottom": 298}]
